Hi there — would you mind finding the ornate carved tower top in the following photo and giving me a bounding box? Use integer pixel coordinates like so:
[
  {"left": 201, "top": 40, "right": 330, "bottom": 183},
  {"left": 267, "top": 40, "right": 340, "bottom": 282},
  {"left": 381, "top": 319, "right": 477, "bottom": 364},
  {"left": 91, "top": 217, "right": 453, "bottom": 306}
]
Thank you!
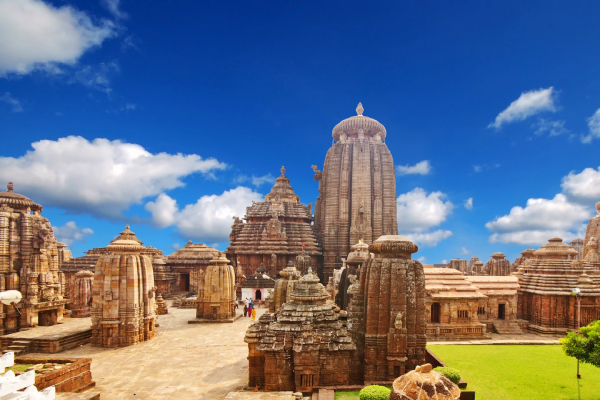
[{"left": 314, "top": 104, "right": 398, "bottom": 281}]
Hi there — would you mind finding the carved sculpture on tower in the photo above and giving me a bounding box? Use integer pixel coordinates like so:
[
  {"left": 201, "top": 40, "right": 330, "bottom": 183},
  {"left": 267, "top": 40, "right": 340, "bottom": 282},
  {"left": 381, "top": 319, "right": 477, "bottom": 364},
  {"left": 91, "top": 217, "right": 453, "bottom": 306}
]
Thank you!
[
  {"left": 0, "top": 182, "right": 68, "bottom": 332},
  {"left": 195, "top": 252, "right": 236, "bottom": 321},
  {"left": 227, "top": 167, "right": 322, "bottom": 279},
  {"left": 313, "top": 104, "right": 398, "bottom": 281},
  {"left": 91, "top": 225, "right": 157, "bottom": 348}
]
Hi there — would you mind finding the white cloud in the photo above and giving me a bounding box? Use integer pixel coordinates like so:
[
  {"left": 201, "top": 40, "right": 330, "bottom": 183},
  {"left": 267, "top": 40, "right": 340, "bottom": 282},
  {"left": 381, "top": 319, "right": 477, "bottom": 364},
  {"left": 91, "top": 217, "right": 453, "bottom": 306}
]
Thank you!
[
  {"left": 489, "top": 226, "right": 586, "bottom": 246},
  {"left": 464, "top": 197, "right": 473, "bottom": 210},
  {"left": 473, "top": 165, "right": 482, "bottom": 173},
  {"left": 71, "top": 61, "right": 120, "bottom": 95},
  {"left": 53, "top": 221, "right": 93, "bottom": 246},
  {"left": 562, "top": 166, "right": 600, "bottom": 203},
  {"left": 581, "top": 108, "right": 600, "bottom": 144},
  {"left": 417, "top": 256, "right": 426, "bottom": 263},
  {"left": 171, "top": 243, "right": 181, "bottom": 250},
  {"left": 0, "top": 0, "right": 116, "bottom": 76},
  {"left": 0, "top": 92, "right": 23, "bottom": 113},
  {"left": 396, "top": 160, "right": 431, "bottom": 176},
  {"left": 146, "top": 187, "right": 264, "bottom": 243},
  {"left": 0, "top": 136, "right": 227, "bottom": 219},
  {"left": 397, "top": 188, "right": 453, "bottom": 232},
  {"left": 533, "top": 118, "right": 569, "bottom": 137},
  {"left": 235, "top": 173, "right": 276, "bottom": 187},
  {"left": 461, "top": 246, "right": 469, "bottom": 255},
  {"left": 441, "top": 259, "right": 448, "bottom": 264},
  {"left": 102, "top": 0, "right": 127, "bottom": 19},
  {"left": 488, "top": 87, "right": 557, "bottom": 129},
  {"left": 404, "top": 230, "right": 453, "bottom": 247}
]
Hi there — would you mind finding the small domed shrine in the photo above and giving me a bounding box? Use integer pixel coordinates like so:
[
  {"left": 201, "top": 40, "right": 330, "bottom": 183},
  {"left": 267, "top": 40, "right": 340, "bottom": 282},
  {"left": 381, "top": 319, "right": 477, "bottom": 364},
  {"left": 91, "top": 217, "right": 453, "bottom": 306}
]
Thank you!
[
  {"left": 227, "top": 167, "right": 322, "bottom": 279},
  {"left": 245, "top": 268, "right": 355, "bottom": 392},
  {"left": 516, "top": 237, "right": 600, "bottom": 334},
  {"left": 91, "top": 225, "right": 157, "bottom": 347},
  {"left": 269, "top": 261, "right": 301, "bottom": 313},
  {"left": 0, "top": 182, "right": 68, "bottom": 332},
  {"left": 163, "top": 241, "right": 220, "bottom": 294},
  {"left": 195, "top": 252, "right": 236, "bottom": 321},
  {"left": 313, "top": 104, "right": 398, "bottom": 281},
  {"left": 484, "top": 252, "right": 511, "bottom": 276}
]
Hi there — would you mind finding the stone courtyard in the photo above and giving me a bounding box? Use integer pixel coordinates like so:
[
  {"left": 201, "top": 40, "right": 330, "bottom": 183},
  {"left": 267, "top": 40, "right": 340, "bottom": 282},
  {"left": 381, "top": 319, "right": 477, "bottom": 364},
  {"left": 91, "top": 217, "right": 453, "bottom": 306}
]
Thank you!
[{"left": 24, "top": 304, "right": 278, "bottom": 400}]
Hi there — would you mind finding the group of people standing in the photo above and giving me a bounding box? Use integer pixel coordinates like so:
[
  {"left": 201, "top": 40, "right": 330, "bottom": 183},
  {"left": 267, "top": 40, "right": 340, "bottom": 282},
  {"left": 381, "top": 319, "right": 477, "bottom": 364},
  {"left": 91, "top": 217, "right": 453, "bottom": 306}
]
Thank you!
[{"left": 243, "top": 298, "right": 257, "bottom": 320}]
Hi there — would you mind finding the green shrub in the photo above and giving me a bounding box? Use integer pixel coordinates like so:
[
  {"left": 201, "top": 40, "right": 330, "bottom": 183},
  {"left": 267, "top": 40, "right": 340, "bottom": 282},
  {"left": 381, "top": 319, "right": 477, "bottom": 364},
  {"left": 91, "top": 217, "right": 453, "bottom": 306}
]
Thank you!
[
  {"left": 358, "top": 385, "right": 391, "bottom": 400},
  {"left": 434, "top": 366, "right": 461, "bottom": 385}
]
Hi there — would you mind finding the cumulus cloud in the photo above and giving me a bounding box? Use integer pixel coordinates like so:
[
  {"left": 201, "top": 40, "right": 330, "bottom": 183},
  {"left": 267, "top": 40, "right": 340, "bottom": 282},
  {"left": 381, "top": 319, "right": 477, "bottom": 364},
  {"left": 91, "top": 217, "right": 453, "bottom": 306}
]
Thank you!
[
  {"left": 488, "top": 87, "right": 557, "bottom": 129},
  {"left": 235, "top": 173, "right": 276, "bottom": 187},
  {"left": 396, "top": 160, "right": 431, "bottom": 176},
  {"left": 561, "top": 166, "right": 600, "bottom": 203},
  {"left": 397, "top": 188, "right": 453, "bottom": 232},
  {"left": 464, "top": 197, "right": 473, "bottom": 210},
  {"left": 404, "top": 230, "right": 453, "bottom": 247},
  {"left": 146, "top": 187, "right": 264, "bottom": 243},
  {"left": 489, "top": 227, "right": 587, "bottom": 246},
  {"left": 0, "top": 0, "right": 116, "bottom": 76},
  {"left": 53, "top": 221, "right": 93, "bottom": 246},
  {"left": 0, "top": 92, "right": 23, "bottom": 113},
  {"left": 532, "top": 118, "right": 569, "bottom": 137},
  {"left": 0, "top": 136, "right": 227, "bottom": 219},
  {"left": 101, "top": 0, "right": 127, "bottom": 19},
  {"left": 581, "top": 108, "right": 600, "bottom": 144}
]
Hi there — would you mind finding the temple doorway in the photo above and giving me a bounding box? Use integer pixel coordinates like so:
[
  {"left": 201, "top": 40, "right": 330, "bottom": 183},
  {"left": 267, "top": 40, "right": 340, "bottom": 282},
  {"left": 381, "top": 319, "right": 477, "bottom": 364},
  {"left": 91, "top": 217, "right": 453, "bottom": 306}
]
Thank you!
[
  {"left": 498, "top": 304, "right": 506, "bottom": 320},
  {"left": 180, "top": 274, "right": 190, "bottom": 291},
  {"left": 431, "top": 303, "right": 441, "bottom": 323},
  {"left": 255, "top": 290, "right": 262, "bottom": 301}
]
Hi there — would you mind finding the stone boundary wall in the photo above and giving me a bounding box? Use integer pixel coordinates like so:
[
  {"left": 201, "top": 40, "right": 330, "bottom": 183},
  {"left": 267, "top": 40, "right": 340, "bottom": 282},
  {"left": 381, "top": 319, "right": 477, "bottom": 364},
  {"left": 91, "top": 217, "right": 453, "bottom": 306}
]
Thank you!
[{"left": 15, "top": 356, "right": 94, "bottom": 393}]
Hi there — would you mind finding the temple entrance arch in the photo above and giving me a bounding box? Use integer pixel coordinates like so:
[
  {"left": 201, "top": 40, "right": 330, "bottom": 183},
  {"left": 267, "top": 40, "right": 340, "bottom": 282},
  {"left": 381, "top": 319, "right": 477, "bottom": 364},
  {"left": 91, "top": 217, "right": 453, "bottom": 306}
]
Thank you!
[
  {"left": 255, "top": 290, "right": 262, "bottom": 301},
  {"left": 431, "top": 302, "right": 441, "bottom": 323},
  {"left": 498, "top": 303, "right": 506, "bottom": 320}
]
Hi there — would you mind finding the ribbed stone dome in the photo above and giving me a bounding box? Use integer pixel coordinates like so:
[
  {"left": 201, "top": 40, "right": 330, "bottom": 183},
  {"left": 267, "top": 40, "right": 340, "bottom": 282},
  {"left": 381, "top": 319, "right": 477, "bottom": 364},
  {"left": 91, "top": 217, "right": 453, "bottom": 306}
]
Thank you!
[
  {"left": 332, "top": 103, "right": 387, "bottom": 142},
  {"left": 0, "top": 182, "right": 42, "bottom": 212}
]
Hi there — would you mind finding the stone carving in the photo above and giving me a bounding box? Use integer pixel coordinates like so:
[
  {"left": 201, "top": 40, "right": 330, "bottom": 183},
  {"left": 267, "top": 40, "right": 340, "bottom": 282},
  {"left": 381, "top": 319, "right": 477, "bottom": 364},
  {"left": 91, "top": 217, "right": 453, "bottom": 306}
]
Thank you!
[
  {"left": 314, "top": 104, "right": 398, "bottom": 281},
  {"left": 394, "top": 312, "right": 403, "bottom": 329},
  {"left": 389, "top": 363, "right": 460, "bottom": 400},
  {"left": 91, "top": 225, "right": 156, "bottom": 348}
]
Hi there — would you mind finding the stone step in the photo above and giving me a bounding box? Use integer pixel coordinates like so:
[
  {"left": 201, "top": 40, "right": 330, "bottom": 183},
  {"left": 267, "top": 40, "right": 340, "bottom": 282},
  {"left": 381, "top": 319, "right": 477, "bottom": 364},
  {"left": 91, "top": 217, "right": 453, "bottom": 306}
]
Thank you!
[{"left": 3, "top": 349, "right": 22, "bottom": 356}]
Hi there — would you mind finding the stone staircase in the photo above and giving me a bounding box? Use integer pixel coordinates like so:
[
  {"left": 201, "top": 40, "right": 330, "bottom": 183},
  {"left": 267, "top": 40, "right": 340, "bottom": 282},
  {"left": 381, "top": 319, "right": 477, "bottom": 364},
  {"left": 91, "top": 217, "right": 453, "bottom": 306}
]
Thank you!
[
  {"left": 2, "top": 340, "right": 32, "bottom": 356},
  {"left": 493, "top": 320, "right": 524, "bottom": 335}
]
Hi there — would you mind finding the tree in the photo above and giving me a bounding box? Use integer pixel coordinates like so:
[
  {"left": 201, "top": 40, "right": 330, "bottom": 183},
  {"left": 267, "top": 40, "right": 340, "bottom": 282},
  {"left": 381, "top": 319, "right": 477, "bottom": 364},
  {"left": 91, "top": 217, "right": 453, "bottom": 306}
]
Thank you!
[{"left": 561, "top": 320, "right": 600, "bottom": 368}]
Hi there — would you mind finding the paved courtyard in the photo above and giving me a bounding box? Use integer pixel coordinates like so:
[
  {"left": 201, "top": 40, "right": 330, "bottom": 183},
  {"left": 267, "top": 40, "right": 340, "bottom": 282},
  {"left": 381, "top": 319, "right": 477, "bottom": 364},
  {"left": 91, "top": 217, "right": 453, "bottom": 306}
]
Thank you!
[{"left": 27, "top": 304, "right": 274, "bottom": 400}]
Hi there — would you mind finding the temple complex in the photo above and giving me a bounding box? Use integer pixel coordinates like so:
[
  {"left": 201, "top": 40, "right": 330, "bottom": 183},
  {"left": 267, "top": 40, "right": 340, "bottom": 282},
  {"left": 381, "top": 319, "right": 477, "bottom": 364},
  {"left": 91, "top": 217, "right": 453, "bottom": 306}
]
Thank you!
[
  {"left": 424, "top": 267, "right": 488, "bottom": 340},
  {"left": 335, "top": 241, "right": 369, "bottom": 310},
  {"left": 269, "top": 261, "right": 300, "bottom": 313},
  {"left": 91, "top": 225, "right": 157, "bottom": 347},
  {"left": 516, "top": 237, "right": 600, "bottom": 334},
  {"left": 163, "top": 241, "right": 219, "bottom": 293},
  {"left": 447, "top": 258, "right": 468, "bottom": 274},
  {"left": 0, "top": 182, "right": 68, "bottom": 332},
  {"left": 195, "top": 252, "right": 236, "bottom": 321},
  {"left": 484, "top": 252, "right": 511, "bottom": 276},
  {"left": 313, "top": 104, "right": 398, "bottom": 280},
  {"left": 238, "top": 264, "right": 274, "bottom": 303},
  {"left": 227, "top": 167, "right": 322, "bottom": 279},
  {"left": 244, "top": 268, "right": 355, "bottom": 392},
  {"left": 71, "top": 270, "right": 94, "bottom": 318}
]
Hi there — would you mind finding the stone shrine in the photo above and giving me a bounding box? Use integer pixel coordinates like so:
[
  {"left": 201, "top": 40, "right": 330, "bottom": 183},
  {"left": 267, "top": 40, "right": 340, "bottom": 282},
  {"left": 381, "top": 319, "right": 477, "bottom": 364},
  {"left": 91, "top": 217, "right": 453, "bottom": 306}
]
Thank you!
[
  {"left": 467, "top": 256, "right": 485, "bottom": 275},
  {"left": 447, "top": 258, "right": 468, "bottom": 274},
  {"left": 0, "top": 182, "right": 68, "bottom": 332},
  {"left": 60, "top": 247, "right": 109, "bottom": 303},
  {"left": 227, "top": 167, "right": 322, "bottom": 279},
  {"left": 91, "top": 225, "right": 157, "bottom": 347},
  {"left": 269, "top": 262, "right": 301, "bottom": 313},
  {"left": 238, "top": 264, "right": 275, "bottom": 303},
  {"left": 245, "top": 268, "right": 355, "bottom": 392},
  {"left": 163, "top": 241, "right": 220, "bottom": 293},
  {"left": 313, "top": 104, "right": 398, "bottom": 280},
  {"left": 484, "top": 252, "right": 512, "bottom": 276},
  {"left": 354, "top": 235, "right": 426, "bottom": 383},
  {"left": 195, "top": 252, "right": 236, "bottom": 321},
  {"left": 516, "top": 237, "right": 600, "bottom": 334},
  {"left": 511, "top": 248, "right": 535, "bottom": 272},
  {"left": 335, "top": 241, "right": 369, "bottom": 310},
  {"left": 71, "top": 270, "right": 94, "bottom": 318}
]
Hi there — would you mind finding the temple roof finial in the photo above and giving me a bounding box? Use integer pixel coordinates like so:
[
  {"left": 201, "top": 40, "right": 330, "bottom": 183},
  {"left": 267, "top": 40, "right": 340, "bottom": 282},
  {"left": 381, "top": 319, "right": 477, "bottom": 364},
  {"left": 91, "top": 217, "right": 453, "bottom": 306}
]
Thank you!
[
  {"left": 281, "top": 166, "right": 286, "bottom": 175},
  {"left": 7, "top": 182, "right": 14, "bottom": 193},
  {"left": 356, "top": 102, "right": 364, "bottom": 116}
]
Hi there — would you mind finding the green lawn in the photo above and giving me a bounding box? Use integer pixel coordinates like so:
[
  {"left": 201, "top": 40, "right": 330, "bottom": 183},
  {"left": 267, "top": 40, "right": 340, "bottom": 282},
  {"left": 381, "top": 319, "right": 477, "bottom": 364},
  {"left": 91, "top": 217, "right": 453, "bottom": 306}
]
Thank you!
[{"left": 428, "top": 345, "right": 600, "bottom": 400}]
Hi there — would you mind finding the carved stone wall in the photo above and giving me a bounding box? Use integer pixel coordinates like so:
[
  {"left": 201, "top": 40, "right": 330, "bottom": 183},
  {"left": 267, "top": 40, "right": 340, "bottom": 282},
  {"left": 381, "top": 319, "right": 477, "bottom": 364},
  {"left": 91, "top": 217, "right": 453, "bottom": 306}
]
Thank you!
[{"left": 314, "top": 104, "right": 398, "bottom": 281}]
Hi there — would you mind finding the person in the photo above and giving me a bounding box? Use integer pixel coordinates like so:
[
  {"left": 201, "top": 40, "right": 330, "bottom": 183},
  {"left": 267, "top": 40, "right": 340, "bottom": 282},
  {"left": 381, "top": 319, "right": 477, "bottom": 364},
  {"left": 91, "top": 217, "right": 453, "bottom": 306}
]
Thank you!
[
  {"left": 243, "top": 304, "right": 248, "bottom": 317},
  {"left": 248, "top": 303, "right": 253, "bottom": 318},
  {"left": 251, "top": 307, "right": 256, "bottom": 320}
]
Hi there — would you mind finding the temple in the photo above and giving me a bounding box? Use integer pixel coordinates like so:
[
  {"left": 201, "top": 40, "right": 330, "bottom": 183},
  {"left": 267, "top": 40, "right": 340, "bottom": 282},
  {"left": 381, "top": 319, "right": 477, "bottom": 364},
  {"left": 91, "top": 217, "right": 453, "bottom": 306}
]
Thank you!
[
  {"left": 484, "top": 252, "right": 512, "bottom": 276},
  {"left": 335, "top": 241, "right": 369, "bottom": 310},
  {"left": 227, "top": 167, "right": 322, "bottom": 279},
  {"left": 313, "top": 104, "right": 398, "bottom": 280},
  {"left": 91, "top": 225, "right": 157, "bottom": 347},
  {"left": 195, "top": 252, "right": 236, "bottom": 321},
  {"left": 163, "top": 241, "right": 220, "bottom": 293},
  {"left": 0, "top": 182, "right": 68, "bottom": 332},
  {"left": 447, "top": 258, "right": 468, "bottom": 274}
]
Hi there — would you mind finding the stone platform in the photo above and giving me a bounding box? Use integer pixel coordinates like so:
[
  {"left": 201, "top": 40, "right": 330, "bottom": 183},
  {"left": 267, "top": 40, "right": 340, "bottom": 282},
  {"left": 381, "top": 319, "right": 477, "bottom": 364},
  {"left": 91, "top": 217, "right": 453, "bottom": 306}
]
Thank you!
[
  {"left": 189, "top": 314, "right": 244, "bottom": 324},
  {"left": 0, "top": 318, "right": 92, "bottom": 355}
]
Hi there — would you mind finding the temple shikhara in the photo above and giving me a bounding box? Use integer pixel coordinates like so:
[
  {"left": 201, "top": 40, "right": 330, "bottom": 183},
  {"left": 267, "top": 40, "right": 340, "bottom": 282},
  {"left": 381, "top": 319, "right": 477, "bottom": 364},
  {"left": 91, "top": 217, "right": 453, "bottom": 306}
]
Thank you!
[{"left": 313, "top": 104, "right": 398, "bottom": 280}]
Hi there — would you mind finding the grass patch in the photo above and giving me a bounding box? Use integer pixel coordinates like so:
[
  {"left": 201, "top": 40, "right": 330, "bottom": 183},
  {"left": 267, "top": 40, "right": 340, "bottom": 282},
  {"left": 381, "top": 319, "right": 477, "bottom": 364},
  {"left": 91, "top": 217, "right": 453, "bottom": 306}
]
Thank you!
[
  {"left": 6, "top": 364, "right": 33, "bottom": 374},
  {"left": 428, "top": 344, "right": 600, "bottom": 400},
  {"left": 335, "top": 391, "right": 359, "bottom": 400}
]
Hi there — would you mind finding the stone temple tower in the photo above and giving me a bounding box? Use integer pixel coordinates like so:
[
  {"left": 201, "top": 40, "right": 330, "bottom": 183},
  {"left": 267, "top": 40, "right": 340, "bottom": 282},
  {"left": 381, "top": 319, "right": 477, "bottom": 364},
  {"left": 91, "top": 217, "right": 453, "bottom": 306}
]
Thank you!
[{"left": 313, "top": 103, "right": 398, "bottom": 280}]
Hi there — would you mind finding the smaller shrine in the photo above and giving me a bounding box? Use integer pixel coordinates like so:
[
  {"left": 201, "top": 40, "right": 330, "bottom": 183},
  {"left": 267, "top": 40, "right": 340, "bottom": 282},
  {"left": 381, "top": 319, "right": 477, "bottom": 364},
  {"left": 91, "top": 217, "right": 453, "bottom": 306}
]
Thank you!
[
  {"left": 269, "top": 261, "right": 300, "bottom": 313},
  {"left": 164, "top": 241, "right": 220, "bottom": 294},
  {"left": 71, "top": 270, "right": 94, "bottom": 318},
  {"left": 484, "top": 252, "right": 511, "bottom": 276},
  {"left": 467, "top": 257, "right": 485, "bottom": 275},
  {"left": 194, "top": 252, "right": 237, "bottom": 322},
  {"left": 335, "top": 241, "right": 369, "bottom": 310},
  {"left": 447, "top": 258, "right": 468, "bottom": 274},
  {"left": 91, "top": 225, "right": 157, "bottom": 348},
  {"left": 238, "top": 264, "right": 274, "bottom": 304}
]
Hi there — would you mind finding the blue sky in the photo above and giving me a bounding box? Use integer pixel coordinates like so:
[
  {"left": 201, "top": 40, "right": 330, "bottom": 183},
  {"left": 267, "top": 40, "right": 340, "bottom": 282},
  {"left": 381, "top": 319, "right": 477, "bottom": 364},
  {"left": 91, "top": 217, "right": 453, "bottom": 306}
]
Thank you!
[{"left": 2, "top": 1, "right": 600, "bottom": 265}]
